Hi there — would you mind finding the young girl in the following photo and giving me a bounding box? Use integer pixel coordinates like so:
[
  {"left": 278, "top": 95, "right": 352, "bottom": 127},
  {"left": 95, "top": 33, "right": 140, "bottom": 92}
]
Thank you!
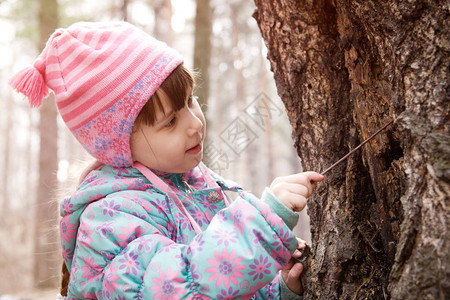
[{"left": 10, "top": 21, "right": 323, "bottom": 299}]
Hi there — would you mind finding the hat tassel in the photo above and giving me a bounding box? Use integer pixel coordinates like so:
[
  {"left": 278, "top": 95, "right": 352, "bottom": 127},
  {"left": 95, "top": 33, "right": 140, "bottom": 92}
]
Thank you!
[{"left": 9, "top": 66, "right": 49, "bottom": 108}]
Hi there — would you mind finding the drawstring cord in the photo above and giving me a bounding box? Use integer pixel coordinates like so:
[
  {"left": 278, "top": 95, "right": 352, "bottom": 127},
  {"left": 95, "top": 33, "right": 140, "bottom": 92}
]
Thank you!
[
  {"left": 78, "top": 160, "right": 225, "bottom": 235},
  {"left": 133, "top": 162, "right": 227, "bottom": 235}
]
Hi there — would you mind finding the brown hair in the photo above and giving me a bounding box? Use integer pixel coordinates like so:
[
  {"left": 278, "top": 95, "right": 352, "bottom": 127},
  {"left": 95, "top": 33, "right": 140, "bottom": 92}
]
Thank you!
[
  {"left": 60, "top": 260, "right": 70, "bottom": 296},
  {"left": 134, "top": 64, "right": 195, "bottom": 129}
]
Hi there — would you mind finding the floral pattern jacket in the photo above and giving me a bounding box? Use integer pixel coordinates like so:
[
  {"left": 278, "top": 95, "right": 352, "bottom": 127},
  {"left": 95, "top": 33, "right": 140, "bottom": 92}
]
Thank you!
[{"left": 60, "top": 164, "right": 298, "bottom": 299}]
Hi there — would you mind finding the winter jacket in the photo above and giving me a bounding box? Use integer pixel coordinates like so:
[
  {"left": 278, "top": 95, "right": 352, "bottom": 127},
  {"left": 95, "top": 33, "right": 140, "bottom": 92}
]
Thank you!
[{"left": 60, "top": 163, "right": 300, "bottom": 299}]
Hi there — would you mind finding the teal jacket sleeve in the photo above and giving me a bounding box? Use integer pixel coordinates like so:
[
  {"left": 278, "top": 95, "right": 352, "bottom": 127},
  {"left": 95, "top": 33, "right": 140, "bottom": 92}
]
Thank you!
[{"left": 260, "top": 187, "right": 299, "bottom": 230}]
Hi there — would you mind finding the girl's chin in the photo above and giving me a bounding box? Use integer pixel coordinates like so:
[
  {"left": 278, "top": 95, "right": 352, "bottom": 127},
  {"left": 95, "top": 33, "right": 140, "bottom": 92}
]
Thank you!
[
  {"left": 150, "top": 157, "right": 203, "bottom": 174},
  {"left": 185, "top": 155, "right": 203, "bottom": 171}
]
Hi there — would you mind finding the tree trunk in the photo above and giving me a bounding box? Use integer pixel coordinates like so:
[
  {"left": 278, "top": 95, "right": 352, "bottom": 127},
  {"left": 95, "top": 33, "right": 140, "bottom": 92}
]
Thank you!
[
  {"left": 230, "top": 1, "right": 254, "bottom": 190},
  {"left": 1, "top": 93, "right": 12, "bottom": 218},
  {"left": 34, "top": 0, "right": 59, "bottom": 288},
  {"left": 153, "top": 0, "right": 173, "bottom": 45},
  {"left": 253, "top": 1, "right": 449, "bottom": 299},
  {"left": 194, "top": 0, "right": 213, "bottom": 164},
  {"left": 258, "top": 39, "right": 276, "bottom": 190},
  {"left": 121, "top": 0, "right": 129, "bottom": 21},
  {"left": 194, "top": 0, "right": 212, "bottom": 110}
]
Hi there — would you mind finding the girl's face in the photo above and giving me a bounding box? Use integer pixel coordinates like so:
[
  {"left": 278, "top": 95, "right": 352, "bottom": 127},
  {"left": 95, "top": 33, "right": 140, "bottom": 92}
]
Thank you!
[{"left": 130, "top": 88, "right": 206, "bottom": 173}]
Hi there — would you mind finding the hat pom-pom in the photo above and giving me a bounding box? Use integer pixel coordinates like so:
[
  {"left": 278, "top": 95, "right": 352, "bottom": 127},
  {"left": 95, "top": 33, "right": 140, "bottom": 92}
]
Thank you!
[{"left": 9, "top": 66, "right": 49, "bottom": 108}]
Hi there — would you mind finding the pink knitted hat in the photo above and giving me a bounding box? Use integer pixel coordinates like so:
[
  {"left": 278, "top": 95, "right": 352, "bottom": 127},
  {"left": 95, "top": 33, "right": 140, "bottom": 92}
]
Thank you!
[{"left": 9, "top": 21, "right": 183, "bottom": 167}]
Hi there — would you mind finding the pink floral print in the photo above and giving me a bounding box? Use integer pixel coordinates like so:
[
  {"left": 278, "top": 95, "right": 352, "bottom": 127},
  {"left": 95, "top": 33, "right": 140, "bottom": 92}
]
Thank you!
[
  {"left": 248, "top": 255, "right": 272, "bottom": 281},
  {"left": 150, "top": 268, "right": 186, "bottom": 300},
  {"left": 78, "top": 223, "right": 93, "bottom": 248},
  {"left": 100, "top": 199, "right": 121, "bottom": 217},
  {"left": 61, "top": 198, "right": 74, "bottom": 214},
  {"left": 260, "top": 205, "right": 283, "bottom": 229},
  {"left": 227, "top": 204, "right": 255, "bottom": 234},
  {"left": 60, "top": 219, "right": 76, "bottom": 243},
  {"left": 116, "top": 222, "right": 146, "bottom": 247},
  {"left": 81, "top": 255, "right": 101, "bottom": 284},
  {"left": 187, "top": 236, "right": 205, "bottom": 256},
  {"left": 103, "top": 261, "right": 120, "bottom": 296},
  {"left": 216, "top": 287, "right": 240, "bottom": 299},
  {"left": 118, "top": 251, "right": 140, "bottom": 275},
  {"left": 212, "top": 228, "right": 238, "bottom": 247},
  {"left": 206, "top": 248, "right": 246, "bottom": 288}
]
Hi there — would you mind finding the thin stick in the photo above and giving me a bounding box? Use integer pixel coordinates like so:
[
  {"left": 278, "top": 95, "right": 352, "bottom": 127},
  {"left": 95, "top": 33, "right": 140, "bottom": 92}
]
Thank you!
[{"left": 321, "top": 120, "right": 394, "bottom": 175}]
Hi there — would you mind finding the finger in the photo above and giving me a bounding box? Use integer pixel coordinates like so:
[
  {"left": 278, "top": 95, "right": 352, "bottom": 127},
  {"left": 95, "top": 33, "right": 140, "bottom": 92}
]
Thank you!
[
  {"left": 285, "top": 263, "right": 304, "bottom": 294},
  {"left": 301, "top": 173, "right": 323, "bottom": 196},
  {"left": 296, "top": 238, "right": 306, "bottom": 249},
  {"left": 300, "top": 173, "right": 322, "bottom": 196},
  {"left": 284, "top": 256, "right": 296, "bottom": 269},
  {"left": 273, "top": 190, "right": 306, "bottom": 211},
  {"left": 284, "top": 191, "right": 307, "bottom": 211},
  {"left": 269, "top": 186, "right": 308, "bottom": 211},
  {"left": 276, "top": 172, "right": 324, "bottom": 184},
  {"left": 274, "top": 173, "right": 322, "bottom": 197},
  {"left": 285, "top": 183, "right": 311, "bottom": 198},
  {"left": 303, "top": 171, "right": 325, "bottom": 182},
  {"left": 292, "top": 249, "right": 302, "bottom": 258},
  {"left": 288, "top": 262, "right": 304, "bottom": 280},
  {"left": 271, "top": 181, "right": 311, "bottom": 198}
]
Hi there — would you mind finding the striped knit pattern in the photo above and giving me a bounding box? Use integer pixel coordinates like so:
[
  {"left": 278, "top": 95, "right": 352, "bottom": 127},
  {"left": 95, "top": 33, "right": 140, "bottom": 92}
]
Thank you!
[{"left": 16, "top": 22, "right": 183, "bottom": 167}]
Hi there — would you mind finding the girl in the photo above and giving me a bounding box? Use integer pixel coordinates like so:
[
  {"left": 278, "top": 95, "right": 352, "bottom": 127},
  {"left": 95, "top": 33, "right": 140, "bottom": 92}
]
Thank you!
[{"left": 10, "top": 21, "right": 323, "bottom": 299}]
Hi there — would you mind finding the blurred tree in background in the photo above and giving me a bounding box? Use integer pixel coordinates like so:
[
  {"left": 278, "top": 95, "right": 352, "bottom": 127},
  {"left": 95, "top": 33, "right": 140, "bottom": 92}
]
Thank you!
[
  {"left": 193, "top": 0, "right": 212, "bottom": 151},
  {"left": 34, "top": 0, "right": 59, "bottom": 289}
]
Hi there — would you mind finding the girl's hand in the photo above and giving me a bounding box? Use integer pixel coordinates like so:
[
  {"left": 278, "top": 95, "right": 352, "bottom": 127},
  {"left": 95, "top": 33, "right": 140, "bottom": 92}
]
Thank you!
[
  {"left": 281, "top": 248, "right": 304, "bottom": 295},
  {"left": 281, "top": 238, "right": 307, "bottom": 295},
  {"left": 269, "top": 172, "right": 324, "bottom": 212}
]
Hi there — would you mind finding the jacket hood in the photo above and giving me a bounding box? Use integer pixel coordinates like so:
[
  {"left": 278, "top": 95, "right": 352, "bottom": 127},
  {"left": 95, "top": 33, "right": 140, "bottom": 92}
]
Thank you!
[{"left": 60, "top": 165, "right": 151, "bottom": 269}]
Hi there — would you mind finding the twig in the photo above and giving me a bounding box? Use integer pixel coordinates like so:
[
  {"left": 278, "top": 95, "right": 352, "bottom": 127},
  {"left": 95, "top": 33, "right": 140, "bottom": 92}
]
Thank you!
[{"left": 321, "top": 120, "right": 394, "bottom": 175}]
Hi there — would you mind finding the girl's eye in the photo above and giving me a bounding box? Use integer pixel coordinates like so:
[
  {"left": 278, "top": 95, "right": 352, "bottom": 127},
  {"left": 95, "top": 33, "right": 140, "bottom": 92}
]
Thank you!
[{"left": 165, "top": 117, "right": 176, "bottom": 127}]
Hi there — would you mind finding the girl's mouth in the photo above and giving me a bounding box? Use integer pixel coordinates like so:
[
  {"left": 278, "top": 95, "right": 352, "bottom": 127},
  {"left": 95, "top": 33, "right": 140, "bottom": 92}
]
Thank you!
[{"left": 186, "top": 143, "right": 202, "bottom": 154}]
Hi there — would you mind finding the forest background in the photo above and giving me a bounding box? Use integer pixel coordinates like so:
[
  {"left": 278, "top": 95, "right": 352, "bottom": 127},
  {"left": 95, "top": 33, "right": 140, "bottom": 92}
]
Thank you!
[{"left": 0, "top": 0, "right": 309, "bottom": 298}]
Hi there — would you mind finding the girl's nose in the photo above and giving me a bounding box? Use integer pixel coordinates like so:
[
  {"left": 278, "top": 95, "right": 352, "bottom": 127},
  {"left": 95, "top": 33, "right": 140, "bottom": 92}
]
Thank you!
[{"left": 186, "top": 108, "right": 203, "bottom": 135}]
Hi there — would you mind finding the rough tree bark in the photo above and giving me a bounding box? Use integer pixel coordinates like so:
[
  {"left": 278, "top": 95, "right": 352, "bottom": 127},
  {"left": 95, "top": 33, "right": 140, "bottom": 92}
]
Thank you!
[{"left": 253, "top": 1, "right": 449, "bottom": 299}]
